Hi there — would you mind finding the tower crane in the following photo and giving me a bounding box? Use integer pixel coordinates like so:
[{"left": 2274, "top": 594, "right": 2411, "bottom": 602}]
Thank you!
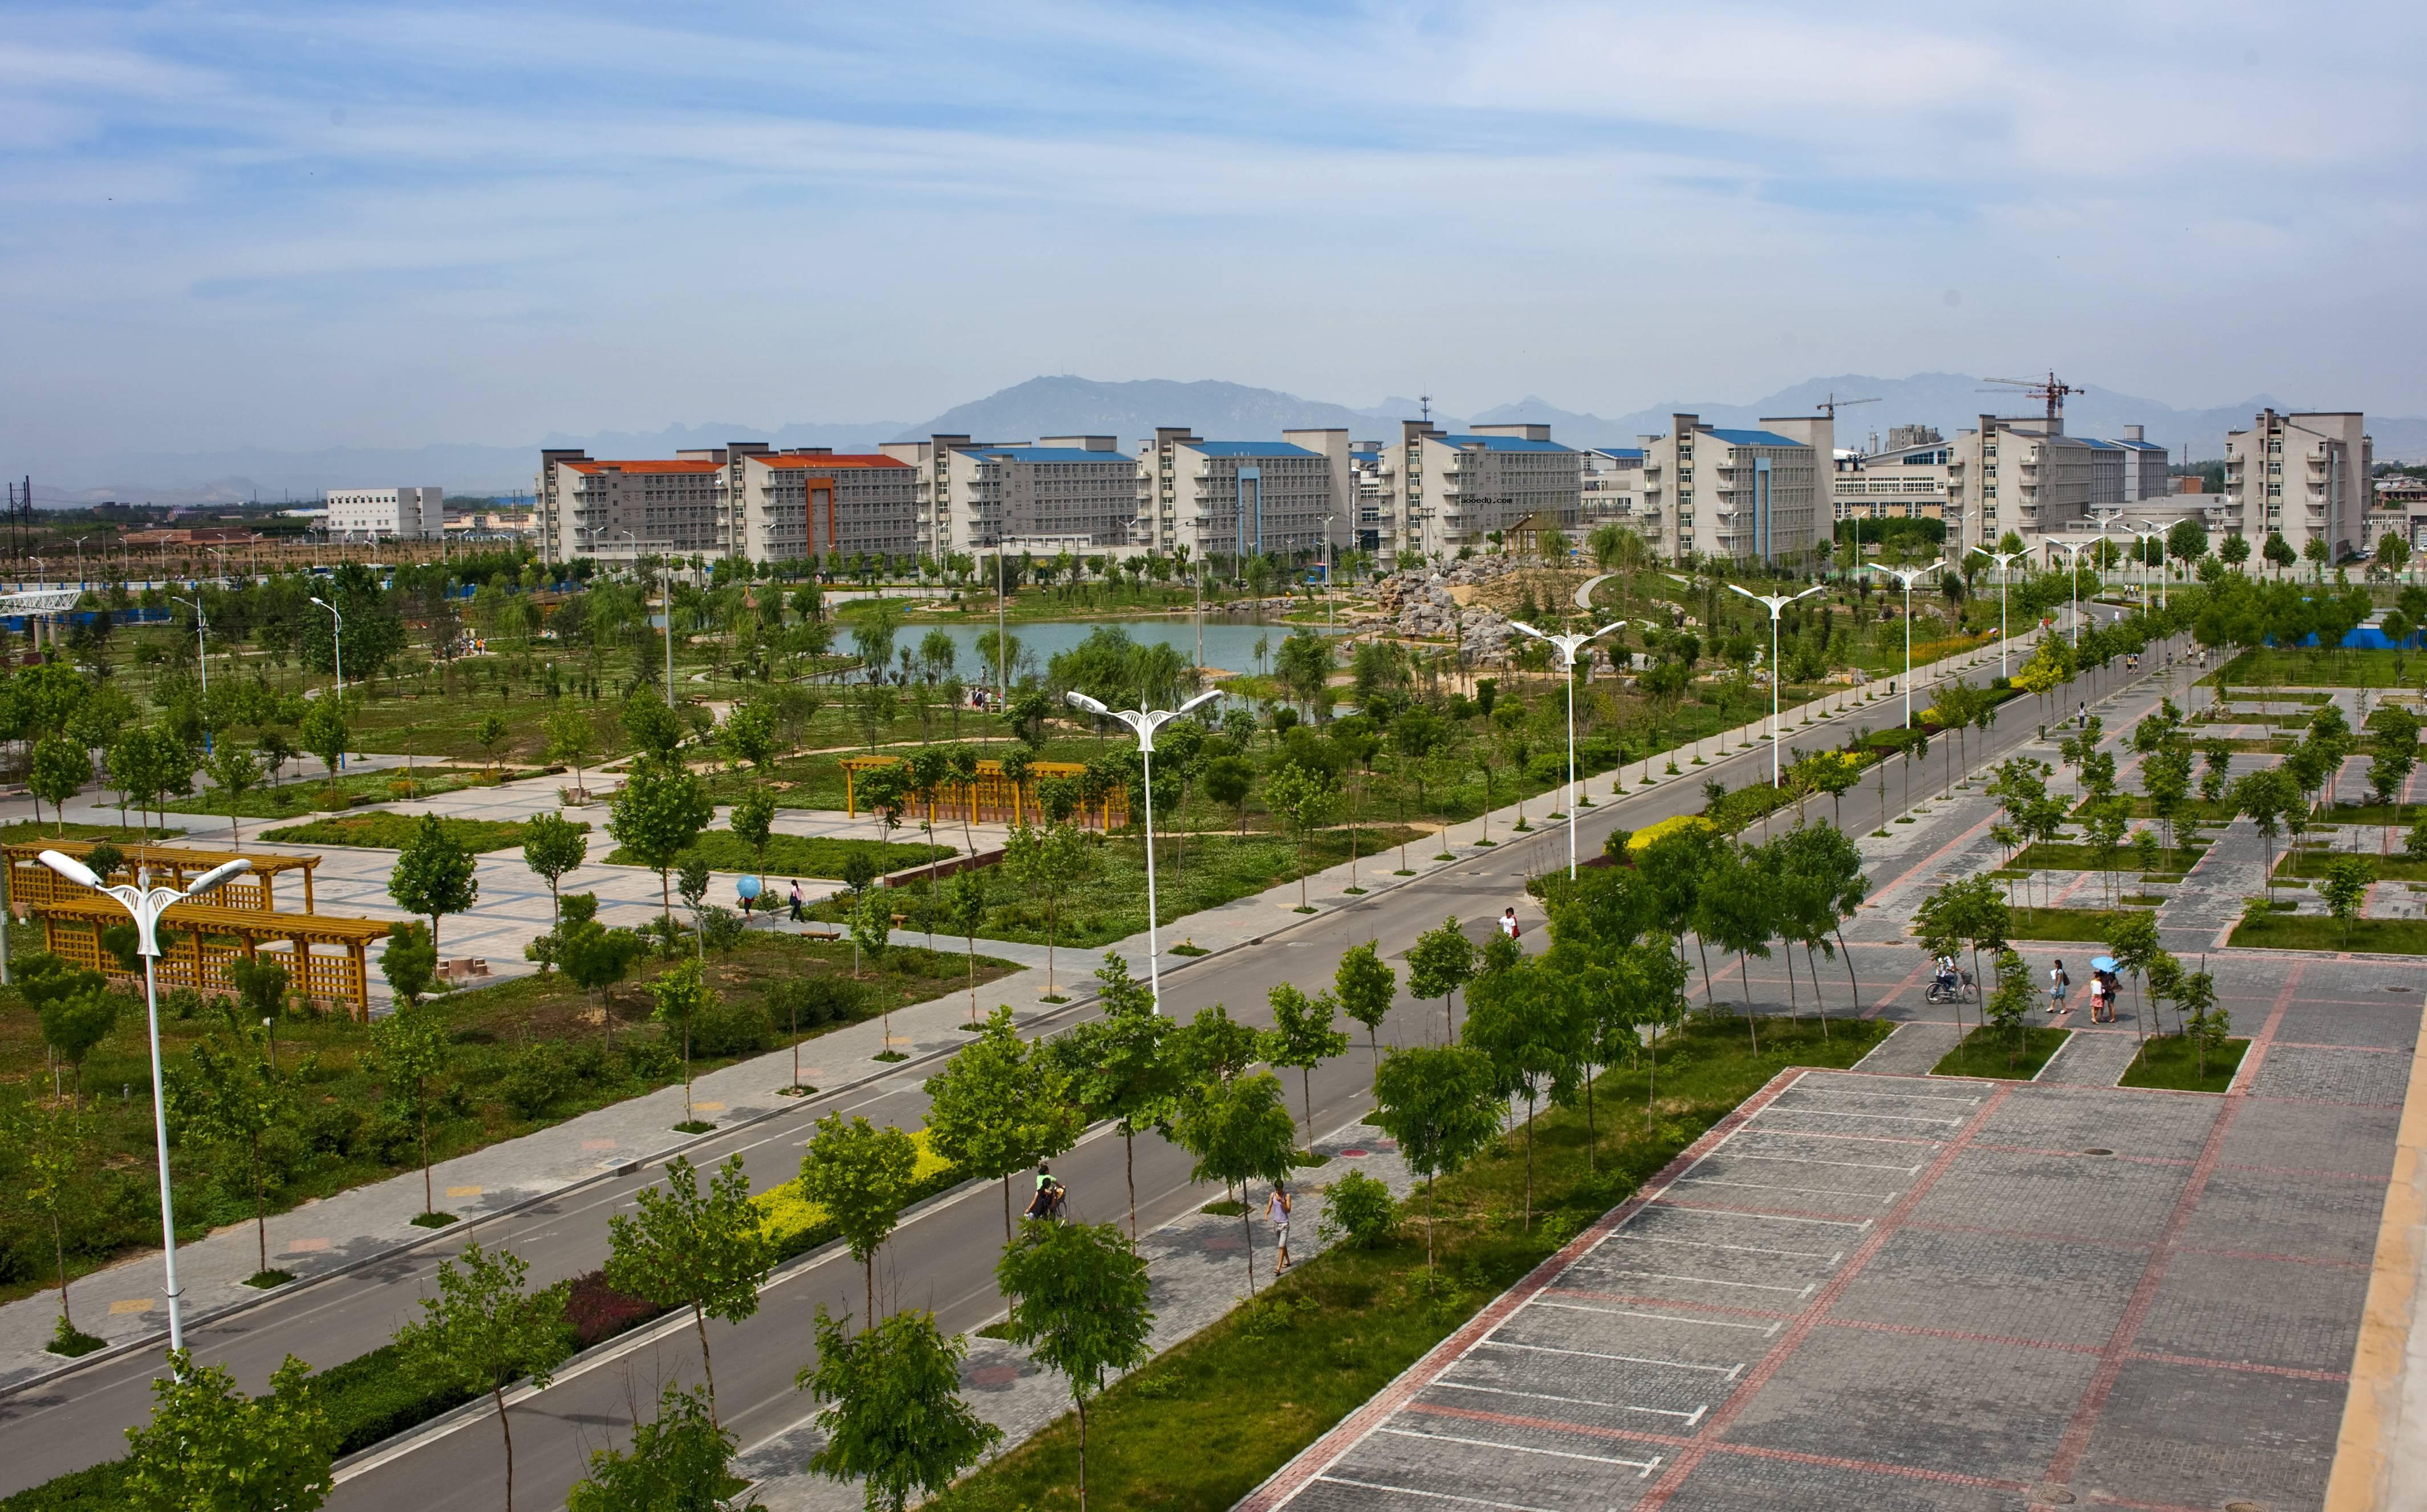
[
  {"left": 1814, "top": 393, "right": 1880, "bottom": 419},
  {"left": 1979, "top": 371, "right": 2084, "bottom": 425}
]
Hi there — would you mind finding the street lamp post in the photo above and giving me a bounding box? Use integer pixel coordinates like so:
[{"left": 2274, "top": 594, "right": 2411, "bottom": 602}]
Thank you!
[
  {"left": 68, "top": 536, "right": 87, "bottom": 589},
  {"left": 1724, "top": 583, "right": 1826, "bottom": 785},
  {"left": 310, "top": 595, "right": 343, "bottom": 771},
  {"left": 2047, "top": 538, "right": 2107, "bottom": 648},
  {"left": 1507, "top": 620, "right": 1627, "bottom": 878},
  {"left": 1063, "top": 688, "right": 1223, "bottom": 1008},
  {"left": 1968, "top": 548, "right": 2026, "bottom": 678},
  {"left": 173, "top": 595, "right": 210, "bottom": 751},
  {"left": 1321, "top": 514, "right": 1336, "bottom": 635},
  {"left": 1865, "top": 560, "right": 1947, "bottom": 729},
  {"left": 35, "top": 851, "right": 253, "bottom": 1360}
]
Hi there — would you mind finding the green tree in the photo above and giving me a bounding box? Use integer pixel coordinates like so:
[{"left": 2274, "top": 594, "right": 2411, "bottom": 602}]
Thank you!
[
  {"left": 1202, "top": 754, "right": 1253, "bottom": 834},
  {"left": 1003, "top": 821, "right": 1092, "bottom": 999},
  {"left": 1171, "top": 1071, "right": 1298, "bottom": 1293},
  {"left": 380, "top": 920, "right": 439, "bottom": 1008},
  {"left": 2, "top": 1094, "right": 96, "bottom": 1348},
  {"left": 167, "top": 1035, "right": 300, "bottom": 1281},
  {"left": 2178, "top": 965, "right": 2229, "bottom": 1078},
  {"left": 200, "top": 741, "right": 266, "bottom": 846},
  {"left": 609, "top": 754, "right": 715, "bottom": 928},
  {"left": 367, "top": 1005, "right": 451, "bottom": 1218},
  {"left": 1057, "top": 953, "right": 1178, "bottom": 1235},
  {"left": 1334, "top": 939, "right": 1397, "bottom": 1069},
  {"left": 604, "top": 1154, "right": 774, "bottom": 1424},
  {"left": 800, "top": 1308, "right": 1000, "bottom": 1512},
  {"left": 389, "top": 812, "right": 480, "bottom": 952},
  {"left": 2322, "top": 855, "right": 2376, "bottom": 946},
  {"left": 1459, "top": 950, "right": 1576, "bottom": 1229},
  {"left": 559, "top": 913, "right": 645, "bottom": 1042},
  {"left": 567, "top": 1383, "right": 740, "bottom": 1512},
  {"left": 1693, "top": 842, "right": 1777, "bottom": 1047},
  {"left": 993, "top": 1221, "right": 1154, "bottom": 1512},
  {"left": 1370, "top": 1043, "right": 1503, "bottom": 1271},
  {"left": 923, "top": 1006, "right": 1083, "bottom": 1238},
  {"left": 545, "top": 706, "right": 599, "bottom": 795},
  {"left": 2232, "top": 766, "right": 2300, "bottom": 901},
  {"left": 1407, "top": 917, "right": 1477, "bottom": 1038},
  {"left": 647, "top": 958, "right": 719, "bottom": 1125},
  {"left": 729, "top": 784, "right": 777, "bottom": 916},
  {"left": 1262, "top": 761, "right": 1340, "bottom": 911},
  {"left": 124, "top": 1350, "right": 336, "bottom": 1512},
  {"left": 1911, "top": 874, "right": 2010, "bottom": 1035},
  {"left": 1264, "top": 982, "right": 1350, "bottom": 1153},
  {"left": 623, "top": 692, "right": 688, "bottom": 759},
  {"left": 298, "top": 696, "right": 350, "bottom": 796},
  {"left": 520, "top": 811, "right": 590, "bottom": 961},
  {"left": 719, "top": 700, "right": 777, "bottom": 774},
  {"left": 1983, "top": 948, "right": 2035, "bottom": 1068},
  {"left": 34, "top": 982, "right": 119, "bottom": 1096},
  {"left": 945, "top": 868, "right": 989, "bottom": 1024},
  {"left": 2103, "top": 908, "right": 2164, "bottom": 1050},
  {"left": 797, "top": 1112, "right": 920, "bottom": 1323},
  {"left": 28, "top": 733, "right": 88, "bottom": 836},
  {"left": 394, "top": 1242, "right": 571, "bottom": 1512}
]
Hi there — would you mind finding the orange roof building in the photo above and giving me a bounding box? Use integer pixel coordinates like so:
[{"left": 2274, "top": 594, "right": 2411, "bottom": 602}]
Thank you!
[{"left": 534, "top": 442, "right": 920, "bottom": 566}]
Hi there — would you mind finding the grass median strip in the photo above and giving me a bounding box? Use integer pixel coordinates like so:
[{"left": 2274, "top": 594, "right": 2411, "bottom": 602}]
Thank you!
[
  {"left": 2228, "top": 914, "right": 2427, "bottom": 954},
  {"left": 260, "top": 812, "right": 577, "bottom": 853},
  {"left": 926, "top": 1013, "right": 1890, "bottom": 1512},
  {"left": 1931, "top": 1025, "right": 2068, "bottom": 1080},
  {"left": 2117, "top": 1035, "right": 2250, "bottom": 1092}
]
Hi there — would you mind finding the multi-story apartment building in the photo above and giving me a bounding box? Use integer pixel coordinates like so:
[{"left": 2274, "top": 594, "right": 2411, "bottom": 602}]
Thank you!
[
  {"left": 2226, "top": 409, "right": 2372, "bottom": 563},
  {"left": 926, "top": 436, "right": 1137, "bottom": 554},
  {"left": 2116, "top": 425, "right": 2170, "bottom": 502},
  {"left": 535, "top": 444, "right": 919, "bottom": 564},
  {"left": 734, "top": 451, "right": 918, "bottom": 560},
  {"left": 1357, "top": 422, "right": 1582, "bottom": 558},
  {"left": 1135, "top": 428, "right": 1351, "bottom": 560},
  {"left": 1640, "top": 413, "right": 1832, "bottom": 566},
  {"left": 537, "top": 453, "right": 726, "bottom": 563},
  {"left": 1581, "top": 447, "right": 1662, "bottom": 554},
  {"left": 1945, "top": 417, "right": 2112, "bottom": 560},
  {"left": 1831, "top": 430, "right": 1949, "bottom": 527},
  {"left": 325, "top": 486, "right": 443, "bottom": 539}
]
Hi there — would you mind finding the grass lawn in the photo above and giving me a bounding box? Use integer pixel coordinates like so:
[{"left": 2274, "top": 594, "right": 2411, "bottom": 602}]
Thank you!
[
  {"left": 261, "top": 813, "right": 582, "bottom": 853},
  {"left": 611, "top": 828, "right": 951, "bottom": 879},
  {"left": 2012, "top": 839, "right": 2209, "bottom": 872},
  {"left": 2218, "top": 647, "right": 2427, "bottom": 689},
  {"left": 0, "top": 820, "right": 184, "bottom": 844},
  {"left": 1931, "top": 1025, "right": 2069, "bottom": 1079},
  {"left": 0, "top": 929, "right": 1016, "bottom": 1310},
  {"left": 2227, "top": 913, "right": 2427, "bottom": 953},
  {"left": 926, "top": 1014, "right": 1893, "bottom": 1512},
  {"left": 2117, "top": 1034, "right": 2250, "bottom": 1092},
  {"left": 163, "top": 766, "right": 509, "bottom": 820},
  {"left": 808, "top": 827, "right": 1425, "bottom": 954},
  {"left": 2316, "top": 802, "right": 2427, "bottom": 827},
  {"left": 2282, "top": 847, "right": 2427, "bottom": 881},
  {"left": 2002, "top": 905, "right": 2154, "bottom": 942}
]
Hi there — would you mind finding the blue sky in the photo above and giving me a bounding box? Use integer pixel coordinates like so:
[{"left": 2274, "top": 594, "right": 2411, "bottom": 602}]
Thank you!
[{"left": 6, "top": 0, "right": 2423, "bottom": 462}]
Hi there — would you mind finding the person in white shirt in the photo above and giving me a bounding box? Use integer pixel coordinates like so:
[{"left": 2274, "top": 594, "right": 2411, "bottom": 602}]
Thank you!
[
  {"left": 1500, "top": 907, "right": 1520, "bottom": 941},
  {"left": 1265, "top": 1184, "right": 1293, "bottom": 1273}
]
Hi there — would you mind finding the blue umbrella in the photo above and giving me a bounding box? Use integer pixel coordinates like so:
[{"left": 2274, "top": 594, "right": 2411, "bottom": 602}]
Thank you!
[{"left": 2089, "top": 956, "right": 2118, "bottom": 973}]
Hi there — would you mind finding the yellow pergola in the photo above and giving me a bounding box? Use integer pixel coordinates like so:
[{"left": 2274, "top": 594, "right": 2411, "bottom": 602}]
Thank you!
[
  {"left": 29, "top": 896, "right": 393, "bottom": 1022},
  {"left": 5, "top": 840, "right": 322, "bottom": 914},
  {"left": 838, "top": 755, "right": 1130, "bottom": 831}
]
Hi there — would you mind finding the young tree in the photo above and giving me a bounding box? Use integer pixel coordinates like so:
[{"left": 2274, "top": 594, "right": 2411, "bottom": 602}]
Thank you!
[
  {"left": 567, "top": 1383, "right": 740, "bottom": 1512},
  {"left": 1055, "top": 953, "right": 1178, "bottom": 1235},
  {"left": 395, "top": 1242, "right": 571, "bottom": 1512},
  {"left": 1912, "top": 875, "right": 2010, "bottom": 1036},
  {"left": 604, "top": 1154, "right": 775, "bottom": 1424},
  {"left": 1693, "top": 843, "right": 1777, "bottom": 1047},
  {"left": 28, "top": 734, "right": 89, "bottom": 837},
  {"left": 1459, "top": 951, "right": 1576, "bottom": 1229},
  {"left": 2103, "top": 908, "right": 2164, "bottom": 1050},
  {"left": 1370, "top": 1043, "right": 1503, "bottom": 1271},
  {"left": 1203, "top": 754, "right": 1254, "bottom": 835},
  {"left": 1984, "top": 948, "right": 2035, "bottom": 1070},
  {"left": 2, "top": 1094, "right": 96, "bottom": 1351},
  {"left": 545, "top": 705, "right": 599, "bottom": 796},
  {"left": 945, "top": 868, "right": 988, "bottom": 1024},
  {"left": 1334, "top": 939, "right": 1397, "bottom": 1069},
  {"left": 380, "top": 920, "right": 440, "bottom": 1009},
  {"left": 608, "top": 754, "right": 715, "bottom": 929},
  {"left": 167, "top": 1034, "right": 301, "bottom": 1282},
  {"left": 677, "top": 853, "right": 713, "bottom": 958},
  {"left": 124, "top": 1350, "right": 336, "bottom": 1512},
  {"left": 923, "top": 1006, "right": 1083, "bottom": 1238},
  {"left": 2232, "top": 766, "right": 2299, "bottom": 901},
  {"left": 1264, "top": 982, "right": 1350, "bottom": 1153},
  {"left": 2322, "top": 855, "right": 2376, "bottom": 947},
  {"left": 799, "top": 1307, "right": 1000, "bottom": 1512},
  {"left": 32, "top": 978, "right": 117, "bottom": 1097},
  {"left": 647, "top": 958, "right": 718, "bottom": 1126},
  {"left": 993, "top": 1221, "right": 1154, "bottom": 1512},
  {"left": 1003, "top": 820, "right": 1092, "bottom": 999},
  {"left": 797, "top": 1112, "right": 920, "bottom": 1323},
  {"left": 475, "top": 710, "right": 512, "bottom": 774},
  {"left": 389, "top": 812, "right": 480, "bottom": 953},
  {"left": 368, "top": 1005, "right": 451, "bottom": 1220},
  {"left": 520, "top": 811, "right": 590, "bottom": 958},
  {"left": 299, "top": 696, "right": 350, "bottom": 796},
  {"left": 729, "top": 783, "right": 777, "bottom": 921},
  {"left": 200, "top": 741, "right": 266, "bottom": 846},
  {"left": 1262, "top": 761, "right": 1340, "bottom": 911},
  {"left": 2179, "top": 965, "right": 2229, "bottom": 1079},
  {"left": 1171, "top": 1071, "right": 1297, "bottom": 1293},
  {"left": 1407, "top": 917, "right": 1478, "bottom": 1039}
]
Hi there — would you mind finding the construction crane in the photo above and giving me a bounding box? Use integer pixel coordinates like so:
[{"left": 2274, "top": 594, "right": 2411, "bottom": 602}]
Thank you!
[
  {"left": 1980, "top": 371, "right": 2084, "bottom": 425},
  {"left": 1814, "top": 393, "right": 1880, "bottom": 419}
]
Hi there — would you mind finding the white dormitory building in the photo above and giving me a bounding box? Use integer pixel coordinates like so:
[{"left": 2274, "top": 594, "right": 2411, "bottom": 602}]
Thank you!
[
  {"left": 1832, "top": 428, "right": 1950, "bottom": 531},
  {"left": 872, "top": 436, "right": 1140, "bottom": 556},
  {"left": 1945, "top": 416, "right": 2229, "bottom": 564},
  {"left": 2225, "top": 409, "right": 2372, "bottom": 563},
  {"left": 1640, "top": 414, "right": 1834, "bottom": 566},
  {"left": 324, "top": 487, "right": 443, "bottom": 539},
  {"left": 1134, "top": 429, "right": 1353, "bottom": 560},
  {"left": 535, "top": 444, "right": 920, "bottom": 566},
  {"left": 1582, "top": 447, "right": 1657, "bottom": 552},
  {"left": 1355, "top": 424, "right": 1584, "bottom": 560}
]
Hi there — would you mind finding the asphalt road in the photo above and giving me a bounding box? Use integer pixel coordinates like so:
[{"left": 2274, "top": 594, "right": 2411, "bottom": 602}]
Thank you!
[{"left": 0, "top": 603, "right": 2179, "bottom": 1507}]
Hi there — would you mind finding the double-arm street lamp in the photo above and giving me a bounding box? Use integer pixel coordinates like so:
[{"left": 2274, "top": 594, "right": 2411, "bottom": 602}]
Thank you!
[
  {"left": 1724, "top": 583, "right": 1825, "bottom": 786},
  {"left": 1969, "top": 547, "right": 2027, "bottom": 679},
  {"left": 36, "top": 851, "right": 253, "bottom": 1357},
  {"left": 310, "top": 595, "right": 344, "bottom": 771},
  {"left": 2047, "top": 538, "right": 2108, "bottom": 647},
  {"left": 1507, "top": 620, "right": 1627, "bottom": 878},
  {"left": 1865, "top": 560, "right": 1947, "bottom": 729},
  {"left": 1064, "top": 688, "right": 1223, "bottom": 1008}
]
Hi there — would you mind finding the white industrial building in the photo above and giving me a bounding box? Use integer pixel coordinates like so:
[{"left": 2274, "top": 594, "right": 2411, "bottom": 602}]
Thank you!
[{"left": 325, "top": 487, "right": 443, "bottom": 539}]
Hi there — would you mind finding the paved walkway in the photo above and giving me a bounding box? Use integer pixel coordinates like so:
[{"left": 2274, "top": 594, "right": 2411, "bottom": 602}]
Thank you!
[
  {"left": 1849, "top": 1021, "right": 1962, "bottom": 1075},
  {"left": 2036, "top": 1025, "right": 2148, "bottom": 1086}
]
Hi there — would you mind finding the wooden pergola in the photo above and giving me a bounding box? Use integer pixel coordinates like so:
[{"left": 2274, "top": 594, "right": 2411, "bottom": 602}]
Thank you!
[
  {"left": 29, "top": 896, "right": 393, "bottom": 1022},
  {"left": 5, "top": 841, "right": 321, "bottom": 914},
  {"left": 838, "top": 755, "right": 1130, "bottom": 831}
]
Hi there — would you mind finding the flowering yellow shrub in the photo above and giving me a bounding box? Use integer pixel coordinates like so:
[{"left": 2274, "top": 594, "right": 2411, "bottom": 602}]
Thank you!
[
  {"left": 752, "top": 1129, "right": 952, "bottom": 1249},
  {"left": 1626, "top": 814, "right": 1717, "bottom": 853}
]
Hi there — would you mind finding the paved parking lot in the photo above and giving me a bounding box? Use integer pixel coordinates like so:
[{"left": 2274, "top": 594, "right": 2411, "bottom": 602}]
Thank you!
[{"left": 1244, "top": 959, "right": 2420, "bottom": 1512}]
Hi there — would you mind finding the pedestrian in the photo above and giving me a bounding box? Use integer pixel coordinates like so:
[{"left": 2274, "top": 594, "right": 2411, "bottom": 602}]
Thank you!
[
  {"left": 2077, "top": 701, "right": 2088, "bottom": 727},
  {"left": 1265, "top": 1182, "right": 1293, "bottom": 1273},
  {"left": 2087, "top": 972, "right": 2106, "bottom": 1022},
  {"left": 2048, "top": 958, "right": 2070, "bottom": 1015},
  {"left": 1500, "top": 907, "right": 1520, "bottom": 941},
  {"left": 788, "top": 879, "right": 803, "bottom": 922}
]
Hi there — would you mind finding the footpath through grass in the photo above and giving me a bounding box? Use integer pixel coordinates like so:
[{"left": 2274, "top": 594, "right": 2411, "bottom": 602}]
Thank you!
[
  {"left": 2118, "top": 1034, "right": 2250, "bottom": 1092},
  {"left": 927, "top": 1013, "right": 1891, "bottom": 1512},
  {"left": 1931, "top": 1025, "right": 2068, "bottom": 1079}
]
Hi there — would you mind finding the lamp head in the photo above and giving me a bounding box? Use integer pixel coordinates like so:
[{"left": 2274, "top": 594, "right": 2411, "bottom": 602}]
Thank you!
[
  {"left": 1508, "top": 620, "right": 1545, "bottom": 641},
  {"left": 35, "top": 850, "right": 102, "bottom": 891},
  {"left": 1064, "top": 690, "right": 1111, "bottom": 717},
  {"left": 186, "top": 859, "right": 252, "bottom": 898},
  {"left": 310, "top": 596, "right": 330, "bottom": 608},
  {"left": 1174, "top": 688, "right": 1223, "bottom": 718}
]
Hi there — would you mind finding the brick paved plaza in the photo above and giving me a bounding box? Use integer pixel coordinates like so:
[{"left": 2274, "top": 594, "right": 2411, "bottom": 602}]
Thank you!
[{"left": 1244, "top": 956, "right": 2420, "bottom": 1512}]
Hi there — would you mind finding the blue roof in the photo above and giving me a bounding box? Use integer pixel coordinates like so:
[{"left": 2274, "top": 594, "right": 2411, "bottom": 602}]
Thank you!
[
  {"left": 1190, "top": 441, "right": 1322, "bottom": 458},
  {"left": 1704, "top": 428, "right": 1804, "bottom": 448},
  {"left": 1350, "top": 449, "right": 1379, "bottom": 461},
  {"left": 1594, "top": 447, "right": 1646, "bottom": 460},
  {"left": 970, "top": 447, "right": 1132, "bottom": 464},
  {"left": 2113, "top": 438, "right": 2166, "bottom": 450},
  {"left": 2081, "top": 438, "right": 2122, "bottom": 450},
  {"left": 1442, "top": 434, "right": 1573, "bottom": 453}
]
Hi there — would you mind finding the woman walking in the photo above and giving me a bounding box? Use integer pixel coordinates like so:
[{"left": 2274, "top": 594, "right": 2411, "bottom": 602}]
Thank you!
[
  {"left": 2048, "top": 958, "right": 2071, "bottom": 1015},
  {"left": 1265, "top": 1182, "right": 1294, "bottom": 1274}
]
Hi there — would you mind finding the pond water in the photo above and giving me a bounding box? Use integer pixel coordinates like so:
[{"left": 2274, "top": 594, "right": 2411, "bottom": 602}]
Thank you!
[{"left": 842, "top": 616, "right": 1343, "bottom": 679}]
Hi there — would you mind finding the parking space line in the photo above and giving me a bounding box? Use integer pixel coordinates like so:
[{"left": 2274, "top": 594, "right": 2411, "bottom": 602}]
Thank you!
[
  {"left": 1707, "top": 1151, "right": 1925, "bottom": 1172},
  {"left": 1525, "top": 1299, "right": 1783, "bottom": 1335},
  {"left": 1582, "top": 1266, "right": 1817, "bottom": 1296},
  {"left": 1431, "top": 1379, "right": 1707, "bottom": 1424},
  {"left": 1647, "top": 1201, "right": 1872, "bottom": 1229},
  {"left": 1750, "top": 1107, "right": 1961, "bottom": 1125},
  {"left": 1379, "top": 1426, "right": 1662, "bottom": 1476},
  {"left": 1314, "top": 1474, "right": 1561, "bottom": 1510},
  {"left": 1604, "top": 1233, "right": 1841, "bottom": 1261},
  {"left": 1475, "top": 1336, "right": 1742, "bottom": 1375},
  {"left": 1671, "top": 1176, "right": 1898, "bottom": 1204},
  {"left": 1784, "top": 1087, "right": 1983, "bottom": 1105}
]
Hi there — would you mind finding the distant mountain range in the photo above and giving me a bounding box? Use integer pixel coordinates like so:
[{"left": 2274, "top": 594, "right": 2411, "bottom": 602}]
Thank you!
[{"left": 34, "top": 372, "right": 2427, "bottom": 505}]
